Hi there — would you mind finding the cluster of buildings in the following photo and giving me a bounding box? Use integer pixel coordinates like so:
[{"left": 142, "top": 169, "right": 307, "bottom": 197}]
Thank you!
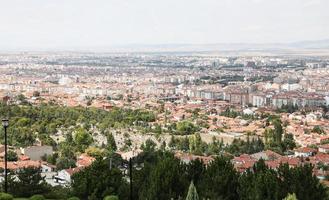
[
  {"left": 0, "top": 144, "right": 95, "bottom": 186},
  {"left": 175, "top": 146, "right": 329, "bottom": 183},
  {"left": 0, "top": 53, "right": 328, "bottom": 109}
]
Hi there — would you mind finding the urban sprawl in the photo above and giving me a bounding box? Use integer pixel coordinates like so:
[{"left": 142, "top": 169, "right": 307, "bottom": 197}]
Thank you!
[{"left": 0, "top": 52, "right": 329, "bottom": 198}]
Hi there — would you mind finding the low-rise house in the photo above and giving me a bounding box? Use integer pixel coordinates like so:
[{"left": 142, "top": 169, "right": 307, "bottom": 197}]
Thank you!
[
  {"left": 76, "top": 154, "right": 96, "bottom": 167},
  {"left": 251, "top": 150, "right": 282, "bottom": 161},
  {"left": 232, "top": 154, "right": 256, "bottom": 172},
  {"left": 294, "top": 147, "right": 317, "bottom": 157},
  {"left": 0, "top": 160, "right": 41, "bottom": 172},
  {"left": 318, "top": 136, "right": 329, "bottom": 144},
  {"left": 54, "top": 154, "right": 95, "bottom": 185},
  {"left": 277, "top": 156, "right": 301, "bottom": 168},
  {"left": 41, "top": 162, "right": 56, "bottom": 173},
  {"left": 55, "top": 167, "right": 83, "bottom": 184},
  {"left": 309, "top": 153, "right": 329, "bottom": 165},
  {"left": 318, "top": 144, "right": 329, "bottom": 154}
]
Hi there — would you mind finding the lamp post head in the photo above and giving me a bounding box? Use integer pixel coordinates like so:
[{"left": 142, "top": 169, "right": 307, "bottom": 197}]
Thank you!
[{"left": 2, "top": 119, "right": 9, "bottom": 128}]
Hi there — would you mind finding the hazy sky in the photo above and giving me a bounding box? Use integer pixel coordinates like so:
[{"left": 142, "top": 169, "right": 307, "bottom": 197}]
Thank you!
[{"left": 0, "top": 0, "right": 328, "bottom": 50}]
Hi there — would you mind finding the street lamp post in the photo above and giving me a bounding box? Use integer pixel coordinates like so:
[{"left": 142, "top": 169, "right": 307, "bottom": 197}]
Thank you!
[
  {"left": 129, "top": 157, "right": 133, "bottom": 200},
  {"left": 2, "top": 119, "right": 9, "bottom": 193}
]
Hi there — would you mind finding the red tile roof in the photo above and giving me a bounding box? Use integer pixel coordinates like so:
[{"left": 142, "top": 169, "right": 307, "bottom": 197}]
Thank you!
[
  {"left": 0, "top": 160, "right": 41, "bottom": 170},
  {"left": 65, "top": 167, "right": 83, "bottom": 176}
]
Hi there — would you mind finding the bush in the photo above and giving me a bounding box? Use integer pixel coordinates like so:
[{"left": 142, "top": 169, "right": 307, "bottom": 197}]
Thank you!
[
  {"left": 104, "top": 195, "right": 119, "bottom": 200},
  {"left": 67, "top": 197, "right": 80, "bottom": 200},
  {"left": 43, "top": 185, "right": 70, "bottom": 199},
  {"left": 0, "top": 193, "right": 13, "bottom": 200},
  {"left": 29, "top": 194, "right": 45, "bottom": 200}
]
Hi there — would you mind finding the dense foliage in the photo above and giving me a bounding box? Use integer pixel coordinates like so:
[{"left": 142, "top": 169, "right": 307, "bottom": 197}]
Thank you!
[
  {"left": 135, "top": 152, "right": 328, "bottom": 200},
  {"left": 176, "top": 120, "right": 200, "bottom": 135},
  {"left": 263, "top": 119, "right": 296, "bottom": 154},
  {"left": 0, "top": 151, "right": 327, "bottom": 200},
  {"left": 5, "top": 167, "right": 51, "bottom": 198},
  {"left": 0, "top": 102, "right": 156, "bottom": 169},
  {"left": 0, "top": 103, "right": 156, "bottom": 147},
  {"left": 0, "top": 193, "right": 13, "bottom": 200},
  {"left": 71, "top": 156, "right": 128, "bottom": 200}
]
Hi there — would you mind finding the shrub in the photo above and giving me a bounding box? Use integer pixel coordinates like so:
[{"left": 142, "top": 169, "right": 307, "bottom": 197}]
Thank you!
[
  {"left": 67, "top": 197, "right": 80, "bottom": 200},
  {"left": 0, "top": 193, "right": 13, "bottom": 200},
  {"left": 29, "top": 194, "right": 45, "bottom": 200},
  {"left": 43, "top": 185, "right": 70, "bottom": 199},
  {"left": 104, "top": 195, "right": 119, "bottom": 200}
]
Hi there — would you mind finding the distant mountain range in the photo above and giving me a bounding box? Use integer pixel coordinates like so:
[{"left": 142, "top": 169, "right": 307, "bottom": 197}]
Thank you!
[
  {"left": 2, "top": 39, "right": 329, "bottom": 54},
  {"left": 107, "top": 39, "right": 329, "bottom": 53}
]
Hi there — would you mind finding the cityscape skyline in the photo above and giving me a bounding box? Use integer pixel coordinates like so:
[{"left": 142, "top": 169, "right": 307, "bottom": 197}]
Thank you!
[{"left": 1, "top": 1, "right": 329, "bottom": 199}]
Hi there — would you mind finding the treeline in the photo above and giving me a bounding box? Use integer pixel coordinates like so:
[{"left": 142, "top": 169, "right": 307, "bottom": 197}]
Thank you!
[
  {"left": 71, "top": 151, "right": 328, "bottom": 200},
  {"left": 168, "top": 116, "right": 296, "bottom": 157},
  {"left": 168, "top": 134, "right": 265, "bottom": 156},
  {"left": 2, "top": 151, "right": 328, "bottom": 200}
]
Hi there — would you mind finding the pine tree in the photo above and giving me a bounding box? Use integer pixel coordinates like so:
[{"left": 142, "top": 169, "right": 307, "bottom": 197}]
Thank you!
[
  {"left": 185, "top": 181, "right": 199, "bottom": 200},
  {"left": 199, "top": 156, "right": 239, "bottom": 200},
  {"left": 107, "top": 133, "right": 117, "bottom": 152},
  {"left": 7, "top": 167, "right": 50, "bottom": 197},
  {"left": 283, "top": 193, "right": 297, "bottom": 200},
  {"left": 273, "top": 119, "right": 283, "bottom": 144}
]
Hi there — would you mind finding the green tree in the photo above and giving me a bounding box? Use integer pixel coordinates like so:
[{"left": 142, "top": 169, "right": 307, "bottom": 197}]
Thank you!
[
  {"left": 74, "top": 128, "right": 93, "bottom": 152},
  {"left": 7, "top": 167, "right": 50, "bottom": 197},
  {"left": 185, "top": 181, "right": 199, "bottom": 200},
  {"left": 177, "top": 136, "right": 190, "bottom": 152},
  {"left": 104, "top": 195, "right": 119, "bottom": 200},
  {"left": 141, "top": 139, "right": 156, "bottom": 152},
  {"left": 138, "top": 153, "right": 188, "bottom": 200},
  {"left": 7, "top": 150, "right": 18, "bottom": 161},
  {"left": 238, "top": 160, "right": 280, "bottom": 200},
  {"left": 273, "top": 119, "right": 283, "bottom": 144},
  {"left": 168, "top": 135, "right": 177, "bottom": 149},
  {"left": 312, "top": 125, "right": 324, "bottom": 134},
  {"left": 56, "top": 157, "right": 76, "bottom": 170},
  {"left": 106, "top": 133, "right": 116, "bottom": 153},
  {"left": 199, "top": 156, "right": 239, "bottom": 200},
  {"left": 71, "top": 158, "right": 128, "bottom": 200},
  {"left": 85, "top": 147, "right": 104, "bottom": 158},
  {"left": 189, "top": 133, "right": 205, "bottom": 155},
  {"left": 30, "top": 194, "right": 45, "bottom": 200},
  {"left": 185, "top": 159, "right": 205, "bottom": 190},
  {"left": 282, "top": 133, "right": 296, "bottom": 151},
  {"left": 67, "top": 197, "right": 80, "bottom": 200},
  {"left": 283, "top": 193, "right": 297, "bottom": 200},
  {"left": 33, "top": 91, "right": 41, "bottom": 97},
  {"left": 207, "top": 136, "right": 223, "bottom": 155},
  {"left": 277, "top": 163, "right": 328, "bottom": 200},
  {"left": 16, "top": 94, "right": 27, "bottom": 102},
  {"left": 176, "top": 121, "right": 199, "bottom": 135}
]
